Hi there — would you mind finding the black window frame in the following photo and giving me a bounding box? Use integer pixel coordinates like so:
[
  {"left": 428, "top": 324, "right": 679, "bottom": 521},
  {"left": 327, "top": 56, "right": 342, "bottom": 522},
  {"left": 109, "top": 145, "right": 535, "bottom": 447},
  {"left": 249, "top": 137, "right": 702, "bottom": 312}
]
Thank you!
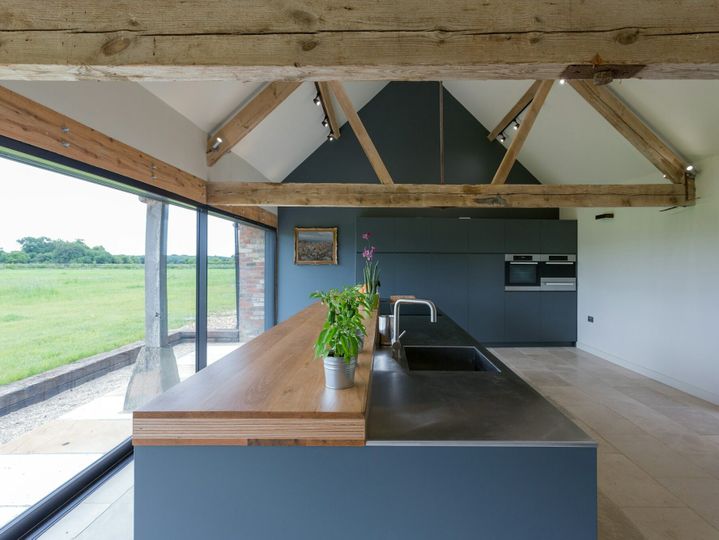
[{"left": 0, "top": 135, "right": 277, "bottom": 539}]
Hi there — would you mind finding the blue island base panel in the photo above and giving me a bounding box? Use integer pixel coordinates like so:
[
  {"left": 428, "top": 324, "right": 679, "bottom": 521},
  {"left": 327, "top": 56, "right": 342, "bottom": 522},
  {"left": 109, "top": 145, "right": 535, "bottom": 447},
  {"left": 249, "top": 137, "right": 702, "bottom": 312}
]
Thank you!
[{"left": 134, "top": 445, "right": 597, "bottom": 540}]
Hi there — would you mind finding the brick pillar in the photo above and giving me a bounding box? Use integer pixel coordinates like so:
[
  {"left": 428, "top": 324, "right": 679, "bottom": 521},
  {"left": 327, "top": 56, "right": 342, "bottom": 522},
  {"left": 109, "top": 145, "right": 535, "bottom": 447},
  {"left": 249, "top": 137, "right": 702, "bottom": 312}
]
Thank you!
[{"left": 237, "top": 224, "right": 266, "bottom": 341}]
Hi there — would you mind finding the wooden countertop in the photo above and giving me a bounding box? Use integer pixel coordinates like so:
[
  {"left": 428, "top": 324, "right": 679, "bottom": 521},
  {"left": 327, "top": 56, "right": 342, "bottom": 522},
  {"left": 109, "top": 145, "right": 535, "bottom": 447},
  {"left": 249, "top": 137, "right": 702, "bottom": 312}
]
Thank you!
[{"left": 132, "top": 303, "right": 378, "bottom": 446}]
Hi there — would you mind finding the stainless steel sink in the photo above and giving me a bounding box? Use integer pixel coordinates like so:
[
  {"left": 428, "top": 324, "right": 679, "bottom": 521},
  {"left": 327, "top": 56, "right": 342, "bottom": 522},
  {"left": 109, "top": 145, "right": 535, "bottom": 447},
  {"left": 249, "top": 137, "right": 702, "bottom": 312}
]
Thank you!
[{"left": 403, "top": 345, "right": 500, "bottom": 373}]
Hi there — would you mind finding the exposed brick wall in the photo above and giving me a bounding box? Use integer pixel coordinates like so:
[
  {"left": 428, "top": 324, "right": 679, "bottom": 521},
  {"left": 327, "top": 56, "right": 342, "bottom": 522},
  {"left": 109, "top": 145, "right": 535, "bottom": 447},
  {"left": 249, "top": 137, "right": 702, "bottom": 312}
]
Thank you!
[{"left": 238, "top": 224, "right": 265, "bottom": 341}]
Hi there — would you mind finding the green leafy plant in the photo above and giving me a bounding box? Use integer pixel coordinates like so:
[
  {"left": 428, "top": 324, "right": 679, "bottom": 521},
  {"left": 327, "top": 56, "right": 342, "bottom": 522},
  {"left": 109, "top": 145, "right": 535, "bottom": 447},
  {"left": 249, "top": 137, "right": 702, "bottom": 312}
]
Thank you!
[{"left": 311, "top": 286, "right": 370, "bottom": 362}]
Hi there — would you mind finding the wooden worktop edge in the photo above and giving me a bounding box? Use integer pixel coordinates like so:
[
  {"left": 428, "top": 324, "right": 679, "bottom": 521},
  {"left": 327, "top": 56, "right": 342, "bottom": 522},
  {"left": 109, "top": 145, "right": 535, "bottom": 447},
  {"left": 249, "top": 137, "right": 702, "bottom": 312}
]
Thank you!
[{"left": 132, "top": 307, "right": 378, "bottom": 446}]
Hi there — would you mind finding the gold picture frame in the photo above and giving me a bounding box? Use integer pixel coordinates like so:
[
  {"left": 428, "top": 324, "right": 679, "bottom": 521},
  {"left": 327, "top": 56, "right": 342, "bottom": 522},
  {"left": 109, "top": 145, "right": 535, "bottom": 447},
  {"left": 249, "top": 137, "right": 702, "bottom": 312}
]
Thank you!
[{"left": 294, "top": 227, "right": 338, "bottom": 265}]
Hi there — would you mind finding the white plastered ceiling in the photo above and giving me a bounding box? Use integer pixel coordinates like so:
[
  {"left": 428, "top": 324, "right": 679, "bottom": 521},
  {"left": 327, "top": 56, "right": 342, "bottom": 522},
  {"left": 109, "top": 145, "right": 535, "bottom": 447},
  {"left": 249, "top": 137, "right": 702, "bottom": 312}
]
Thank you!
[
  {"left": 141, "top": 79, "right": 719, "bottom": 186},
  {"left": 141, "top": 81, "right": 388, "bottom": 182}
]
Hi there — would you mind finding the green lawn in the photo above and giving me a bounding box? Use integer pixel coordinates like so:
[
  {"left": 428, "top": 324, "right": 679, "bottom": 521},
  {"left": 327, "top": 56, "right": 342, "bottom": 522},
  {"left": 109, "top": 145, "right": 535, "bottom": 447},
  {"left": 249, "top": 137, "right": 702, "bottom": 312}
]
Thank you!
[{"left": 0, "top": 265, "right": 236, "bottom": 385}]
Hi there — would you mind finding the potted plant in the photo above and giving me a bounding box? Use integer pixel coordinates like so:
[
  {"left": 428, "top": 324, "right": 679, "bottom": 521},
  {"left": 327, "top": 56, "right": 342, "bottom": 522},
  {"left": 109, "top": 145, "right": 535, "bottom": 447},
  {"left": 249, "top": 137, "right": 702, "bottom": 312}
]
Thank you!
[
  {"left": 360, "top": 232, "right": 380, "bottom": 309},
  {"left": 311, "top": 286, "right": 370, "bottom": 389}
]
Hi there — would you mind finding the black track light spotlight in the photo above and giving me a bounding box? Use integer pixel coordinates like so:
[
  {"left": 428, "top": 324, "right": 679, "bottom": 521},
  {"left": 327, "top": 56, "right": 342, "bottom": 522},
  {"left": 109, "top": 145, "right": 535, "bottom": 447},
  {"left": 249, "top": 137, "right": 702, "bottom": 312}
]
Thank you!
[
  {"left": 313, "top": 93, "right": 322, "bottom": 106},
  {"left": 322, "top": 117, "right": 329, "bottom": 127},
  {"left": 498, "top": 133, "right": 506, "bottom": 143},
  {"left": 327, "top": 132, "right": 335, "bottom": 141},
  {"left": 512, "top": 120, "right": 520, "bottom": 131}
]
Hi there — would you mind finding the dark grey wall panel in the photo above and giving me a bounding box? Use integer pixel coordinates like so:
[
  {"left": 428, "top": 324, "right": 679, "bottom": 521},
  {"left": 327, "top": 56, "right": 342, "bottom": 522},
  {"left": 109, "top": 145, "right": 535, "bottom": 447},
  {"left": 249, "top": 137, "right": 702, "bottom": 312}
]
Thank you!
[
  {"left": 285, "top": 82, "right": 540, "bottom": 185},
  {"left": 505, "top": 219, "right": 542, "bottom": 253},
  {"left": 541, "top": 220, "right": 578, "bottom": 253},
  {"left": 277, "top": 208, "right": 358, "bottom": 321},
  {"left": 468, "top": 254, "right": 506, "bottom": 341},
  {"left": 135, "top": 445, "right": 597, "bottom": 540}
]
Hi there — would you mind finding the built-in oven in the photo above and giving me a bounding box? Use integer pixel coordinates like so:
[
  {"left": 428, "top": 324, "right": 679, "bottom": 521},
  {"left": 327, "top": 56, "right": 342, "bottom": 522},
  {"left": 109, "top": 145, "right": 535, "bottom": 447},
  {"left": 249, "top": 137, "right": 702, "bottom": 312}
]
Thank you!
[
  {"left": 504, "top": 254, "right": 541, "bottom": 290},
  {"left": 539, "top": 254, "right": 577, "bottom": 291}
]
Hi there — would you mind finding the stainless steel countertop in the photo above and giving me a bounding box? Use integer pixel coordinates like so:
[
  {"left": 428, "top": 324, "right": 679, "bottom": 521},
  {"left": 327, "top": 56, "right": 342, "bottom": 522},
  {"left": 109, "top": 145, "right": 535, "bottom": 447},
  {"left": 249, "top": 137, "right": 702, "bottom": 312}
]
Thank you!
[{"left": 366, "top": 315, "right": 596, "bottom": 447}]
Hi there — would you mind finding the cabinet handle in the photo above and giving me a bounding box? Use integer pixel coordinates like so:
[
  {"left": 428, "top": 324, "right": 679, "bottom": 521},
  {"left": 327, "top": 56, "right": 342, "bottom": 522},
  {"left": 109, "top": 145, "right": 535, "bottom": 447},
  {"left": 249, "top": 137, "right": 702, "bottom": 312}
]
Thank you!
[{"left": 544, "top": 282, "right": 574, "bottom": 286}]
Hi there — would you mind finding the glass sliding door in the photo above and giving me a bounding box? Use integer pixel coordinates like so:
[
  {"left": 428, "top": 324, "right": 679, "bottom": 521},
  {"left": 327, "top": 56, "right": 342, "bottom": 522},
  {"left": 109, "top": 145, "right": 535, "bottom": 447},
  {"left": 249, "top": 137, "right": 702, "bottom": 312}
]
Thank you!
[
  {"left": 206, "top": 215, "right": 271, "bottom": 364},
  {"left": 0, "top": 153, "right": 196, "bottom": 528}
]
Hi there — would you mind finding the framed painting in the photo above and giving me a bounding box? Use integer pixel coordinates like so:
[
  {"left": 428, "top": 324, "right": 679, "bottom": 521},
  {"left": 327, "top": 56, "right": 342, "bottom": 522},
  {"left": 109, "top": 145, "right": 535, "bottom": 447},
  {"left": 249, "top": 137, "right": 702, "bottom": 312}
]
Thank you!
[{"left": 294, "top": 227, "right": 338, "bottom": 265}]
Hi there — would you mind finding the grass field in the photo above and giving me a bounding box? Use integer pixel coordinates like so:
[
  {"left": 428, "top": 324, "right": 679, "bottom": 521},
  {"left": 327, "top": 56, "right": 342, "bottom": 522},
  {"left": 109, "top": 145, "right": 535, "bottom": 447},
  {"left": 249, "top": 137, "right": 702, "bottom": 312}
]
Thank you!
[{"left": 0, "top": 265, "right": 237, "bottom": 385}]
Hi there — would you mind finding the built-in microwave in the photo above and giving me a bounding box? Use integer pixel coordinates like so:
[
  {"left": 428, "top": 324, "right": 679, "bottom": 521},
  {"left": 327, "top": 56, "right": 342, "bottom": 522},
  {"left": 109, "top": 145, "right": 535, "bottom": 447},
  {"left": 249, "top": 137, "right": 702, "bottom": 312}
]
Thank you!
[
  {"left": 539, "top": 254, "right": 577, "bottom": 291},
  {"left": 504, "top": 254, "right": 541, "bottom": 290}
]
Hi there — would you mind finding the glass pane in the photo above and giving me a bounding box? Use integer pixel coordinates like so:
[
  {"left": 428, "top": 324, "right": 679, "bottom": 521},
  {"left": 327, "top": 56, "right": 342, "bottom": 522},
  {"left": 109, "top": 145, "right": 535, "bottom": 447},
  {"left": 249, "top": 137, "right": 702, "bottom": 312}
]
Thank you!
[
  {"left": 206, "top": 216, "right": 266, "bottom": 365},
  {"left": 0, "top": 155, "right": 196, "bottom": 527}
]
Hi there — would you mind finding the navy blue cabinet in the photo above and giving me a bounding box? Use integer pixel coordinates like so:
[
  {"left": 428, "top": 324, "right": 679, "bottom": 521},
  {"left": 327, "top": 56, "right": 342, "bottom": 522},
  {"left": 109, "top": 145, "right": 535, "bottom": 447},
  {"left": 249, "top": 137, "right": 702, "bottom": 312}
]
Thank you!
[
  {"left": 540, "top": 292, "right": 577, "bottom": 342},
  {"left": 504, "top": 220, "right": 542, "bottom": 253},
  {"left": 467, "top": 220, "right": 505, "bottom": 253},
  {"left": 354, "top": 216, "right": 577, "bottom": 344},
  {"left": 431, "top": 255, "right": 469, "bottom": 329},
  {"left": 541, "top": 220, "right": 577, "bottom": 254},
  {"left": 467, "top": 254, "right": 505, "bottom": 342},
  {"left": 504, "top": 292, "right": 542, "bottom": 342}
]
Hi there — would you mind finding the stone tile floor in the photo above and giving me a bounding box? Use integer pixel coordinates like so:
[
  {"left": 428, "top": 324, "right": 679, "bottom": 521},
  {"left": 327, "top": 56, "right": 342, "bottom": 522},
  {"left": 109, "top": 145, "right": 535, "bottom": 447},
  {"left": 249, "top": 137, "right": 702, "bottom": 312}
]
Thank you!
[
  {"left": 37, "top": 347, "right": 719, "bottom": 539},
  {"left": 0, "top": 344, "right": 239, "bottom": 529}
]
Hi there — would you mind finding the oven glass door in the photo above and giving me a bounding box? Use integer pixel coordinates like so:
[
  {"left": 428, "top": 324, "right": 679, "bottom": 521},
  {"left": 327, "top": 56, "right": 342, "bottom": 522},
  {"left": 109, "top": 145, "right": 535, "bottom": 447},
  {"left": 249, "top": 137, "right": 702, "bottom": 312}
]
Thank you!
[{"left": 505, "top": 262, "right": 540, "bottom": 287}]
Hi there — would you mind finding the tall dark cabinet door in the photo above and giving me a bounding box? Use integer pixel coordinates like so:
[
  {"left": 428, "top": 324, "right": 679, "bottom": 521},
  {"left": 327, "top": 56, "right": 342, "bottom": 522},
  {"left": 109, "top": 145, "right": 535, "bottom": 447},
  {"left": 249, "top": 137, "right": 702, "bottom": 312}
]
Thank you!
[
  {"left": 541, "top": 220, "right": 577, "bottom": 254},
  {"left": 467, "top": 220, "right": 505, "bottom": 253},
  {"left": 504, "top": 220, "right": 542, "bottom": 253},
  {"left": 540, "top": 292, "right": 577, "bottom": 342},
  {"left": 504, "top": 292, "right": 542, "bottom": 342},
  {"left": 467, "top": 254, "right": 505, "bottom": 342},
  {"left": 431, "top": 255, "right": 469, "bottom": 330}
]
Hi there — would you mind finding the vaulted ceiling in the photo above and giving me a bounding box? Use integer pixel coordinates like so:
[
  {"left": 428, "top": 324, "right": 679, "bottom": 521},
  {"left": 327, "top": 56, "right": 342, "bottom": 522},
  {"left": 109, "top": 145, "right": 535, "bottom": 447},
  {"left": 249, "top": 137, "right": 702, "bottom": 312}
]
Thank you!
[{"left": 143, "top": 79, "right": 719, "bottom": 185}]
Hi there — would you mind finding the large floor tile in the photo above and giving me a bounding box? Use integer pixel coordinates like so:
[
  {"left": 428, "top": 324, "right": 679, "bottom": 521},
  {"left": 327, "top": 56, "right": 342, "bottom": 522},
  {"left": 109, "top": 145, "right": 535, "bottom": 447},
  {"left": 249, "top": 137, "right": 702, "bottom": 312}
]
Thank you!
[
  {"left": 75, "top": 487, "right": 133, "bottom": 540},
  {"left": 657, "top": 476, "right": 719, "bottom": 530},
  {"left": 597, "top": 491, "right": 644, "bottom": 540},
  {"left": 0, "top": 453, "right": 102, "bottom": 506},
  {"left": 0, "top": 505, "right": 29, "bottom": 526},
  {"left": 40, "top": 502, "right": 109, "bottom": 539},
  {"left": 0, "top": 419, "right": 130, "bottom": 454},
  {"left": 598, "top": 449, "right": 684, "bottom": 508},
  {"left": 623, "top": 507, "right": 719, "bottom": 540}
]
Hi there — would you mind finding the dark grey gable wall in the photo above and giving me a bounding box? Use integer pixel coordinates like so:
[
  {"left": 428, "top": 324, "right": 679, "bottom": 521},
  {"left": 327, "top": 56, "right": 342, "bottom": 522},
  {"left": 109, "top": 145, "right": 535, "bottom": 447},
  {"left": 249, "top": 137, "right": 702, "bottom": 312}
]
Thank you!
[
  {"left": 278, "top": 82, "right": 553, "bottom": 320},
  {"left": 284, "top": 81, "right": 540, "bottom": 184}
]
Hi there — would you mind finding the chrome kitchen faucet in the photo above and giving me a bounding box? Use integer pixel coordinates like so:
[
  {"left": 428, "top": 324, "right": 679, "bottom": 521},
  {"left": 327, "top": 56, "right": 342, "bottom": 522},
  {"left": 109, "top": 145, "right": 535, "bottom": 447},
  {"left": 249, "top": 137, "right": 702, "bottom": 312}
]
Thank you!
[{"left": 391, "top": 298, "right": 437, "bottom": 345}]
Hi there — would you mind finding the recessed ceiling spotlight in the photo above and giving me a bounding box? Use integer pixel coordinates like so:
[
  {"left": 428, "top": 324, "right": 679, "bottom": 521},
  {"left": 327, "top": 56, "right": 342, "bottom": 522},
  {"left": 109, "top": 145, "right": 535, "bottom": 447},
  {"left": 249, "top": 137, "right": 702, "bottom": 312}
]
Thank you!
[
  {"left": 559, "top": 78, "right": 566, "bottom": 85},
  {"left": 313, "top": 93, "right": 322, "bottom": 106},
  {"left": 686, "top": 164, "right": 695, "bottom": 172}
]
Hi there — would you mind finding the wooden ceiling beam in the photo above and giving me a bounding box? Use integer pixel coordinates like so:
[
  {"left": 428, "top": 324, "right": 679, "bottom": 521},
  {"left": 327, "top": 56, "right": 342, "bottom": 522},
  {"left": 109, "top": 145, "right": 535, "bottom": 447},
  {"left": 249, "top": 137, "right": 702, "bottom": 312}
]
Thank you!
[
  {"left": 207, "top": 81, "right": 301, "bottom": 166},
  {"left": 207, "top": 182, "right": 687, "bottom": 209},
  {"left": 2, "top": 1, "right": 719, "bottom": 81},
  {"left": 492, "top": 80, "right": 553, "bottom": 185},
  {"left": 326, "top": 81, "right": 394, "bottom": 185},
  {"left": 316, "top": 82, "right": 341, "bottom": 140},
  {"left": 487, "top": 81, "right": 541, "bottom": 142},
  {"left": 569, "top": 80, "right": 689, "bottom": 183},
  {"left": 0, "top": 85, "right": 277, "bottom": 228}
]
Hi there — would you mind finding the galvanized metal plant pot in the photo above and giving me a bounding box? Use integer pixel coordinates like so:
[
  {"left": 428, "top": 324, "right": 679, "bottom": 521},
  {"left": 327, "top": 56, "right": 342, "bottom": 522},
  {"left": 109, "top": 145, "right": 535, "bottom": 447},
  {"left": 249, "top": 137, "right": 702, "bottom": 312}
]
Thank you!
[{"left": 323, "top": 356, "right": 357, "bottom": 389}]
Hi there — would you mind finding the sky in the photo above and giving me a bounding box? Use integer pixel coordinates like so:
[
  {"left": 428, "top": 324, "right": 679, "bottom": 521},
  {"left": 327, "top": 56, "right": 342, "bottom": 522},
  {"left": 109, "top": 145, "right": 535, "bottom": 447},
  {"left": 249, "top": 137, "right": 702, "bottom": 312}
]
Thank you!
[{"left": 0, "top": 157, "right": 236, "bottom": 256}]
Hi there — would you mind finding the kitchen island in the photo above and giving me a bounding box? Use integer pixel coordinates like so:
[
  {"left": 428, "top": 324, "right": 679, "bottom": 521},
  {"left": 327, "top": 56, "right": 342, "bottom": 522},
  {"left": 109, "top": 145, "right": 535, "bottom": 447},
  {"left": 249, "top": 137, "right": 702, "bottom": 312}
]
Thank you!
[{"left": 133, "top": 303, "right": 597, "bottom": 539}]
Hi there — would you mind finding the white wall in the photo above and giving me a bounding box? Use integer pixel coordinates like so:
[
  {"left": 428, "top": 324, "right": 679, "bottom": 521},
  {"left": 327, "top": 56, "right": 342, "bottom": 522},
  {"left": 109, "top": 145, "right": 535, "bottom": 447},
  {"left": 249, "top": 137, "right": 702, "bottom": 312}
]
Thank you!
[{"left": 567, "top": 155, "right": 719, "bottom": 404}]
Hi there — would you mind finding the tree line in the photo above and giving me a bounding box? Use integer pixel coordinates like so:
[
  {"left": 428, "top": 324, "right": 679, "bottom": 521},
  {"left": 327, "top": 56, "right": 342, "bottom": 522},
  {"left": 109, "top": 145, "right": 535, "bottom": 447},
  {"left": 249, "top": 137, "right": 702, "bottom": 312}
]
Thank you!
[{"left": 0, "top": 237, "right": 232, "bottom": 265}]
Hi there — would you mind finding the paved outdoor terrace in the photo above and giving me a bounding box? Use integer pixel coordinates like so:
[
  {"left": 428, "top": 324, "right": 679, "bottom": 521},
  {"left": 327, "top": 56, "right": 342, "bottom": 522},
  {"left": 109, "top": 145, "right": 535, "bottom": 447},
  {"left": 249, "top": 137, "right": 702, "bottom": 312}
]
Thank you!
[{"left": 0, "top": 344, "right": 240, "bottom": 527}]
